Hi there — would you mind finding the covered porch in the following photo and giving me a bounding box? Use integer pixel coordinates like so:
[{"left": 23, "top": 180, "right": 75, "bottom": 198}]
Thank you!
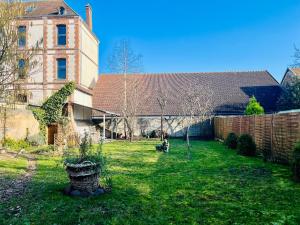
[{"left": 91, "top": 108, "right": 120, "bottom": 140}]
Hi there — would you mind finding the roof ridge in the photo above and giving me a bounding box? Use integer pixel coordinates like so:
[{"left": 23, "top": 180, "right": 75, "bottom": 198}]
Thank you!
[{"left": 99, "top": 71, "right": 269, "bottom": 76}]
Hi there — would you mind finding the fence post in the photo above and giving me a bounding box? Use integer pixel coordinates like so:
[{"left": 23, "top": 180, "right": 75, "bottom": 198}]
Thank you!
[
  {"left": 271, "top": 114, "right": 274, "bottom": 155},
  {"left": 239, "top": 116, "right": 241, "bottom": 135}
]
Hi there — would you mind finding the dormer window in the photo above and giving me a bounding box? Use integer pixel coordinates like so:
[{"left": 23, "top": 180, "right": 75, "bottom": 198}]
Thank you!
[
  {"left": 57, "top": 24, "right": 66, "bottom": 46},
  {"left": 59, "top": 7, "right": 66, "bottom": 15},
  {"left": 25, "top": 5, "right": 36, "bottom": 13}
]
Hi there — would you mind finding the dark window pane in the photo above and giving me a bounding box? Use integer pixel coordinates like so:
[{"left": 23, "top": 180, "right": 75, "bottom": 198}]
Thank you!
[
  {"left": 18, "top": 59, "right": 26, "bottom": 79},
  {"left": 57, "top": 58, "right": 66, "bottom": 79},
  {"left": 18, "top": 26, "right": 26, "bottom": 47},
  {"left": 57, "top": 25, "right": 66, "bottom": 33},
  {"left": 17, "top": 94, "right": 27, "bottom": 103},
  {"left": 19, "top": 59, "right": 25, "bottom": 68},
  {"left": 57, "top": 25, "right": 66, "bottom": 46},
  {"left": 58, "top": 36, "right": 66, "bottom": 45}
]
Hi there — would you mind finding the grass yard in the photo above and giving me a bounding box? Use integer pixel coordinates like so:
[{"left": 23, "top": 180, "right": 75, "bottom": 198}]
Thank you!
[
  {"left": 1, "top": 140, "right": 300, "bottom": 225},
  {"left": 0, "top": 154, "right": 28, "bottom": 179}
]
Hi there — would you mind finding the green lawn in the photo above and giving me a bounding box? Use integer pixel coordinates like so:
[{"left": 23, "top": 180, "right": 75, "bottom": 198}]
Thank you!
[
  {"left": 1, "top": 140, "right": 300, "bottom": 225},
  {"left": 0, "top": 154, "right": 27, "bottom": 179}
]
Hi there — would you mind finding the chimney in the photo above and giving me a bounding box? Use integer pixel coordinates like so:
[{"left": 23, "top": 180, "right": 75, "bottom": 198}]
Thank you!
[{"left": 85, "top": 4, "right": 92, "bottom": 31}]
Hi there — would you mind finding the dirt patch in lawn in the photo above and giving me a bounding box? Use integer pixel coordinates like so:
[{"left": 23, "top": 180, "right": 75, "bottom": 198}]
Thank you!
[{"left": 0, "top": 152, "right": 36, "bottom": 202}]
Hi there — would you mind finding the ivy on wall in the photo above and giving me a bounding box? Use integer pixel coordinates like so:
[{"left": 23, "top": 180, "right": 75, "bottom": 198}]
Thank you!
[{"left": 32, "top": 81, "right": 75, "bottom": 140}]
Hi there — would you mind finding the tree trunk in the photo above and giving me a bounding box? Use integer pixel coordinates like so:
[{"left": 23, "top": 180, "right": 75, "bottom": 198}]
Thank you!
[
  {"left": 186, "top": 126, "right": 191, "bottom": 160},
  {"left": 160, "top": 114, "right": 163, "bottom": 141},
  {"left": 3, "top": 107, "right": 7, "bottom": 142},
  {"left": 123, "top": 119, "right": 127, "bottom": 139}
]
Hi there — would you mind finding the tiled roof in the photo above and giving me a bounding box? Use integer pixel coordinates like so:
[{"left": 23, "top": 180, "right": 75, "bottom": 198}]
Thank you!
[
  {"left": 92, "top": 71, "right": 282, "bottom": 116},
  {"left": 290, "top": 68, "right": 300, "bottom": 76},
  {"left": 21, "top": 0, "right": 77, "bottom": 18}
]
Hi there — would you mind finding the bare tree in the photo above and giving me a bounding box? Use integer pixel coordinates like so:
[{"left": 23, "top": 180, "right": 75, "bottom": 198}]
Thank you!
[
  {"left": 106, "top": 39, "right": 143, "bottom": 140},
  {"left": 123, "top": 79, "right": 140, "bottom": 141},
  {"left": 0, "top": 1, "right": 40, "bottom": 141},
  {"left": 179, "top": 82, "right": 214, "bottom": 159},
  {"left": 292, "top": 44, "right": 300, "bottom": 67},
  {"left": 138, "top": 118, "right": 150, "bottom": 137},
  {"left": 157, "top": 88, "right": 167, "bottom": 141},
  {"left": 165, "top": 116, "right": 182, "bottom": 137}
]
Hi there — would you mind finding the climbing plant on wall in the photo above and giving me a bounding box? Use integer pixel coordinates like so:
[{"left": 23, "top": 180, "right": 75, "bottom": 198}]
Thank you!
[{"left": 31, "top": 81, "right": 75, "bottom": 140}]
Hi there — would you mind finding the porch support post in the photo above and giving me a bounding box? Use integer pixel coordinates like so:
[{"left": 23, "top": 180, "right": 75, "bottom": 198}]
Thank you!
[
  {"left": 103, "top": 114, "right": 106, "bottom": 140},
  {"left": 111, "top": 118, "right": 113, "bottom": 140},
  {"left": 115, "top": 118, "right": 119, "bottom": 140}
]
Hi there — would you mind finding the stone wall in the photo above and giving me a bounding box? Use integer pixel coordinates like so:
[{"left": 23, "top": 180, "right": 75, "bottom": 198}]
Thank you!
[
  {"left": 214, "top": 111, "right": 300, "bottom": 163},
  {"left": 0, "top": 108, "right": 40, "bottom": 141},
  {"left": 107, "top": 116, "right": 214, "bottom": 139}
]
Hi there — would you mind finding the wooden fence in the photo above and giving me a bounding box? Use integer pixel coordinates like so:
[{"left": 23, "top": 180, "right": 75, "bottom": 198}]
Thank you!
[{"left": 214, "top": 112, "right": 300, "bottom": 163}]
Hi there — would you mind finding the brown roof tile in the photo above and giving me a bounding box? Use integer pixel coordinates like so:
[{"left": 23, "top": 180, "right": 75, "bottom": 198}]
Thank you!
[
  {"left": 290, "top": 68, "right": 300, "bottom": 76},
  {"left": 92, "top": 71, "right": 282, "bottom": 116},
  {"left": 22, "top": 0, "right": 77, "bottom": 18}
]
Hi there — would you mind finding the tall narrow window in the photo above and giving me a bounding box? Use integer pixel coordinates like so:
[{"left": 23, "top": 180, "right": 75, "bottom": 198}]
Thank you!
[
  {"left": 57, "top": 24, "right": 66, "bottom": 46},
  {"left": 57, "top": 58, "right": 66, "bottom": 80},
  {"left": 18, "top": 26, "right": 26, "bottom": 47},
  {"left": 18, "top": 59, "right": 26, "bottom": 79}
]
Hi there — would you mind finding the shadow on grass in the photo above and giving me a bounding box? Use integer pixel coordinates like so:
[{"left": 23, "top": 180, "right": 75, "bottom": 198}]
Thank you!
[
  {"left": 1, "top": 140, "right": 300, "bottom": 225},
  {"left": 146, "top": 139, "right": 300, "bottom": 225}
]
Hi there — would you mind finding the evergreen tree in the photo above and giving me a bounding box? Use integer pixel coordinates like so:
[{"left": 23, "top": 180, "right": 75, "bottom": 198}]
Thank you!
[{"left": 244, "top": 96, "right": 265, "bottom": 115}]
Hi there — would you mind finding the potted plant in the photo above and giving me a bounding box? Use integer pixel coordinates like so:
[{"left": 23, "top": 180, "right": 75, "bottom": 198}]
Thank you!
[{"left": 63, "top": 131, "right": 111, "bottom": 197}]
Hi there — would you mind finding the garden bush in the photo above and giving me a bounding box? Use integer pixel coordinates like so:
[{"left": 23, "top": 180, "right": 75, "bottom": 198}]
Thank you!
[
  {"left": 27, "top": 134, "right": 45, "bottom": 146},
  {"left": 292, "top": 141, "right": 300, "bottom": 182},
  {"left": 237, "top": 134, "right": 256, "bottom": 156},
  {"left": 3, "top": 138, "right": 30, "bottom": 151},
  {"left": 225, "top": 132, "right": 238, "bottom": 149}
]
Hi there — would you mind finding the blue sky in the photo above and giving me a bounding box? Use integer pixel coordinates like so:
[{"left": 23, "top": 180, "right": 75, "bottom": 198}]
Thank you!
[{"left": 66, "top": 0, "right": 300, "bottom": 82}]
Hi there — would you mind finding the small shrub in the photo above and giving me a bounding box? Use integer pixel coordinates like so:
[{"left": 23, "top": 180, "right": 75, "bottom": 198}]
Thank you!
[
  {"left": 149, "top": 130, "right": 159, "bottom": 138},
  {"left": 27, "top": 134, "right": 45, "bottom": 146},
  {"left": 3, "top": 138, "right": 30, "bottom": 151},
  {"left": 292, "top": 141, "right": 300, "bottom": 182},
  {"left": 237, "top": 134, "right": 256, "bottom": 156},
  {"left": 225, "top": 132, "right": 238, "bottom": 149},
  {"left": 79, "top": 131, "right": 92, "bottom": 160}
]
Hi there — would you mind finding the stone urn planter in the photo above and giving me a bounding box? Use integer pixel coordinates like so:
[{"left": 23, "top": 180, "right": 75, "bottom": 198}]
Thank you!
[
  {"left": 66, "top": 161, "right": 100, "bottom": 192},
  {"left": 64, "top": 161, "right": 105, "bottom": 197},
  {"left": 63, "top": 132, "right": 110, "bottom": 197}
]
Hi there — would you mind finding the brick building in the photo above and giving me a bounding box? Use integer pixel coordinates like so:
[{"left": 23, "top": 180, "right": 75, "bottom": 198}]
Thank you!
[
  {"left": 17, "top": 0, "right": 100, "bottom": 143},
  {"left": 13, "top": 0, "right": 286, "bottom": 141}
]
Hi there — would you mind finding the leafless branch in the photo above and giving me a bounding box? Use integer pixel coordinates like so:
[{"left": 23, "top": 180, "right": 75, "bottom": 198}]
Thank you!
[
  {"left": 179, "top": 81, "right": 214, "bottom": 159},
  {"left": 105, "top": 39, "right": 143, "bottom": 141}
]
